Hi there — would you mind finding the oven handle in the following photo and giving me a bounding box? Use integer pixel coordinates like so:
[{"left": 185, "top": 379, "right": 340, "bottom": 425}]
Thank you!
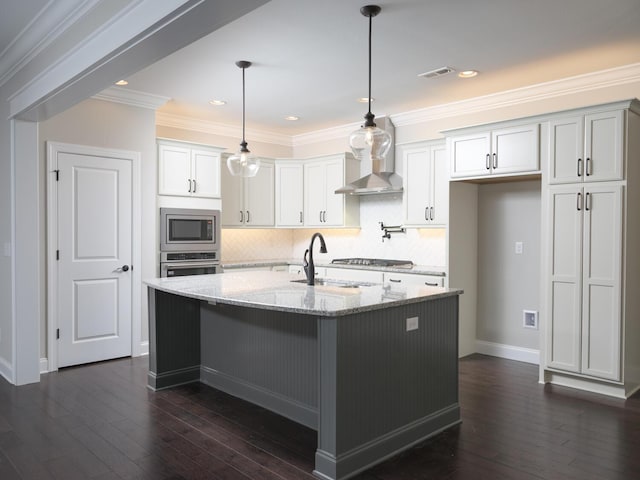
[{"left": 162, "top": 261, "right": 220, "bottom": 269}]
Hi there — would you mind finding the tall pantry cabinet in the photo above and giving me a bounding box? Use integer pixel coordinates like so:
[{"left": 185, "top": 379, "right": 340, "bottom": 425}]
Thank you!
[{"left": 541, "top": 100, "right": 640, "bottom": 398}]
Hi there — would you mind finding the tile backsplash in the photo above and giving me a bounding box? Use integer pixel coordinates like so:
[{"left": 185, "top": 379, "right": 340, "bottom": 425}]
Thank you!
[{"left": 221, "top": 195, "right": 446, "bottom": 269}]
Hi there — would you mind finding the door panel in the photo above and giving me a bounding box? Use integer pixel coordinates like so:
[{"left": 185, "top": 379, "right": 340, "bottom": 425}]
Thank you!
[
  {"left": 548, "top": 117, "right": 583, "bottom": 184},
  {"left": 57, "top": 152, "right": 132, "bottom": 368},
  {"left": 491, "top": 124, "right": 539, "bottom": 174},
  {"left": 403, "top": 148, "right": 430, "bottom": 224},
  {"left": 581, "top": 185, "right": 622, "bottom": 380},
  {"left": 584, "top": 110, "right": 624, "bottom": 182}
]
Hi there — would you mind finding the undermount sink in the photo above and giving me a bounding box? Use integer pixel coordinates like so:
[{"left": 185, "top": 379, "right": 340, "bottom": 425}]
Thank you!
[{"left": 290, "top": 278, "right": 376, "bottom": 288}]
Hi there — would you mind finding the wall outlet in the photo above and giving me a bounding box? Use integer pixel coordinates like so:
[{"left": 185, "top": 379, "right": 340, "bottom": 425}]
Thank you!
[
  {"left": 514, "top": 241, "right": 523, "bottom": 255},
  {"left": 406, "top": 316, "right": 419, "bottom": 331},
  {"left": 523, "top": 310, "right": 538, "bottom": 329}
]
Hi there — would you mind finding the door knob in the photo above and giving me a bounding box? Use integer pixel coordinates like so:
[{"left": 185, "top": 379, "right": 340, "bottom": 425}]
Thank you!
[{"left": 121, "top": 265, "right": 129, "bottom": 272}]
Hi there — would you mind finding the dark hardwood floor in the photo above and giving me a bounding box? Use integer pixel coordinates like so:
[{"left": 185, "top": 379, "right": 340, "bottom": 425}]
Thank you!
[{"left": 1, "top": 354, "right": 639, "bottom": 479}]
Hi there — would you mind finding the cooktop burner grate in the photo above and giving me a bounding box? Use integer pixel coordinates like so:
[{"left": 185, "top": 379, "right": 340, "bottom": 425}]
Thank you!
[{"left": 331, "top": 258, "right": 413, "bottom": 268}]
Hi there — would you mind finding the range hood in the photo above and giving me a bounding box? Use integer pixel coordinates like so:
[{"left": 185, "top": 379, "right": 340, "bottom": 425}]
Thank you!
[{"left": 336, "top": 117, "right": 402, "bottom": 196}]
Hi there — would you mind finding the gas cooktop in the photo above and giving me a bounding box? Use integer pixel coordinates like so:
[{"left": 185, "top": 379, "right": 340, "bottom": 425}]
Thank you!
[{"left": 331, "top": 258, "right": 414, "bottom": 268}]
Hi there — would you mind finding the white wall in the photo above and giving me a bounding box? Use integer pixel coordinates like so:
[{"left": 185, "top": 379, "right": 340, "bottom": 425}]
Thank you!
[{"left": 39, "top": 98, "right": 157, "bottom": 359}]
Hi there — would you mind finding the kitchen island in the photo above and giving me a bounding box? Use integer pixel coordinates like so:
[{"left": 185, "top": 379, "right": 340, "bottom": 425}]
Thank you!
[{"left": 146, "top": 271, "right": 462, "bottom": 480}]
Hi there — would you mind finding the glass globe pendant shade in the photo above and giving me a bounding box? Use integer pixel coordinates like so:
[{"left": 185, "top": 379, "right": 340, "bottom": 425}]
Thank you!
[
  {"left": 349, "top": 123, "right": 391, "bottom": 162},
  {"left": 227, "top": 142, "right": 260, "bottom": 177}
]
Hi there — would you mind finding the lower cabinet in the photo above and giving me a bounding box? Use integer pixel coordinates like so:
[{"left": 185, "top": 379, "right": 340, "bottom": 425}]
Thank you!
[
  {"left": 545, "top": 183, "right": 623, "bottom": 382},
  {"left": 384, "top": 271, "right": 445, "bottom": 287}
]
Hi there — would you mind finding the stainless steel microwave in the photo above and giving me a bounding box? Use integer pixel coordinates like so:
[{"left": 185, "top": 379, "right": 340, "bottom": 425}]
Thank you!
[{"left": 159, "top": 208, "right": 221, "bottom": 252}]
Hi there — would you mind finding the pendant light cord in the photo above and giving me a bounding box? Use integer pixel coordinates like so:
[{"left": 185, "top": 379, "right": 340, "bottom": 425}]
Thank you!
[
  {"left": 241, "top": 65, "right": 246, "bottom": 147},
  {"left": 367, "top": 11, "right": 373, "bottom": 117}
]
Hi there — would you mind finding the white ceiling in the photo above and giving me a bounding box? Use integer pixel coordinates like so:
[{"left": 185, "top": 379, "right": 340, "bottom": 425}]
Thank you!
[{"left": 4, "top": 0, "right": 640, "bottom": 136}]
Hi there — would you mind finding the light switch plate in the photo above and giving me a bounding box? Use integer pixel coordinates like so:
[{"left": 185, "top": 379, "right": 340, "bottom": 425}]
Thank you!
[{"left": 515, "top": 241, "right": 523, "bottom": 254}]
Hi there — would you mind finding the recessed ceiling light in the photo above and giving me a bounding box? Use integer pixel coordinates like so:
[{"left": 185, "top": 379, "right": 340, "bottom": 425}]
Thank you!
[
  {"left": 115, "top": 79, "right": 128, "bottom": 86},
  {"left": 458, "top": 70, "right": 479, "bottom": 78},
  {"left": 357, "top": 97, "right": 374, "bottom": 103},
  {"left": 284, "top": 116, "right": 299, "bottom": 121},
  {"left": 209, "top": 100, "right": 226, "bottom": 106}
]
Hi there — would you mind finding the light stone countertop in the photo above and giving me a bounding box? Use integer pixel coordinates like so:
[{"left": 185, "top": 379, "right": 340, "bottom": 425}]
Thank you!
[
  {"left": 220, "top": 259, "right": 446, "bottom": 277},
  {"left": 145, "top": 271, "right": 461, "bottom": 317}
]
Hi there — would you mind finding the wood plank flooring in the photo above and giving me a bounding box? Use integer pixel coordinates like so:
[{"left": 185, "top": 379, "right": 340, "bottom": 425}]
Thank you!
[{"left": 1, "top": 354, "right": 639, "bottom": 479}]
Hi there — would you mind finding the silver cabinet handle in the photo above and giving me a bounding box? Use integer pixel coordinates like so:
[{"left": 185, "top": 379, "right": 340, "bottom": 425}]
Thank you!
[
  {"left": 389, "top": 278, "right": 401, "bottom": 283},
  {"left": 299, "top": 211, "right": 303, "bottom": 223},
  {"left": 577, "top": 158, "right": 582, "bottom": 177},
  {"left": 586, "top": 157, "right": 591, "bottom": 176},
  {"left": 577, "top": 192, "right": 582, "bottom": 211},
  {"left": 192, "top": 179, "right": 196, "bottom": 193},
  {"left": 585, "top": 192, "right": 591, "bottom": 211},
  {"left": 486, "top": 153, "right": 490, "bottom": 170},
  {"left": 425, "top": 207, "right": 428, "bottom": 221},
  {"left": 246, "top": 210, "right": 250, "bottom": 223},
  {"left": 188, "top": 179, "right": 192, "bottom": 192},
  {"left": 430, "top": 206, "right": 434, "bottom": 221},
  {"left": 240, "top": 211, "right": 244, "bottom": 223},
  {"left": 492, "top": 152, "right": 497, "bottom": 169},
  {"left": 425, "top": 281, "right": 439, "bottom": 286},
  {"left": 319, "top": 211, "right": 323, "bottom": 222}
]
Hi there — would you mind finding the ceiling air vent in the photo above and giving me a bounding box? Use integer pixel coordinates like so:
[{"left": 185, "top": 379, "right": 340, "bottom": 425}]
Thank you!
[{"left": 418, "top": 66, "right": 454, "bottom": 79}]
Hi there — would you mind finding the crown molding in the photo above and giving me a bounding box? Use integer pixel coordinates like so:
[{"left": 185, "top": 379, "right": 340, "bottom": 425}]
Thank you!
[
  {"left": 0, "top": 0, "right": 101, "bottom": 88},
  {"left": 156, "top": 111, "right": 293, "bottom": 147},
  {"left": 92, "top": 86, "right": 170, "bottom": 110},
  {"left": 391, "top": 62, "right": 640, "bottom": 127}
]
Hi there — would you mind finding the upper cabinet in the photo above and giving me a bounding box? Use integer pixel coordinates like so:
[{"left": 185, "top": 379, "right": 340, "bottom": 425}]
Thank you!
[
  {"left": 548, "top": 109, "right": 624, "bottom": 184},
  {"left": 221, "top": 158, "right": 275, "bottom": 227},
  {"left": 158, "top": 139, "right": 224, "bottom": 198},
  {"left": 400, "top": 140, "right": 448, "bottom": 227},
  {"left": 275, "top": 161, "right": 304, "bottom": 227},
  {"left": 447, "top": 123, "right": 540, "bottom": 180},
  {"left": 273, "top": 153, "right": 359, "bottom": 228}
]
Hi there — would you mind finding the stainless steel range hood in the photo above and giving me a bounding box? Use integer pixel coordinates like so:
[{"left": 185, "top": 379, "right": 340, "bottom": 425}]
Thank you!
[{"left": 336, "top": 117, "right": 401, "bottom": 195}]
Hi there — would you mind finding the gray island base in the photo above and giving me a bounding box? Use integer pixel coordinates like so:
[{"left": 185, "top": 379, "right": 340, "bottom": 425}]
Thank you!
[{"left": 146, "top": 272, "right": 462, "bottom": 480}]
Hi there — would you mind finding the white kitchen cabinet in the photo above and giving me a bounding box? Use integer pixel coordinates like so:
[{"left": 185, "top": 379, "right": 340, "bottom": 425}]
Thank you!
[
  {"left": 447, "top": 123, "right": 539, "bottom": 180},
  {"left": 383, "top": 271, "right": 445, "bottom": 287},
  {"left": 275, "top": 161, "right": 304, "bottom": 226},
  {"left": 303, "top": 154, "right": 360, "bottom": 227},
  {"left": 289, "top": 264, "right": 326, "bottom": 278},
  {"left": 401, "top": 140, "right": 448, "bottom": 226},
  {"left": 545, "top": 184, "right": 622, "bottom": 381},
  {"left": 221, "top": 158, "right": 275, "bottom": 227},
  {"left": 541, "top": 99, "right": 640, "bottom": 398},
  {"left": 548, "top": 109, "right": 624, "bottom": 184},
  {"left": 158, "top": 139, "right": 223, "bottom": 198}
]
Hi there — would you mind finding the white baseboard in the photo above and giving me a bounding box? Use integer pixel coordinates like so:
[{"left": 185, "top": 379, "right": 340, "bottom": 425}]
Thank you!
[
  {"left": 40, "top": 357, "right": 49, "bottom": 374},
  {"left": 0, "top": 356, "right": 13, "bottom": 383},
  {"left": 475, "top": 340, "right": 540, "bottom": 365}
]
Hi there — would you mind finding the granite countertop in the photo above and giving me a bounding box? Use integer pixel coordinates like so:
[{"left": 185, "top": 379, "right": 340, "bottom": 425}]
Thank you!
[
  {"left": 145, "top": 271, "right": 461, "bottom": 317},
  {"left": 221, "top": 259, "right": 446, "bottom": 277}
]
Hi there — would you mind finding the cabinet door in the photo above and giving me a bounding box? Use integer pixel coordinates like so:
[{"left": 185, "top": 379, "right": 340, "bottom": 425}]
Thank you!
[
  {"left": 304, "top": 161, "right": 327, "bottom": 226},
  {"left": 430, "top": 145, "right": 449, "bottom": 225},
  {"left": 158, "top": 144, "right": 191, "bottom": 196},
  {"left": 491, "top": 124, "right": 539, "bottom": 175},
  {"left": 220, "top": 165, "right": 244, "bottom": 226},
  {"left": 191, "top": 149, "right": 221, "bottom": 198},
  {"left": 581, "top": 185, "right": 622, "bottom": 381},
  {"left": 546, "top": 185, "right": 583, "bottom": 373},
  {"left": 403, "top": 146, "right": 431, "bottom": 225},
  {"left": 245, "top": 161, "right": 275, "bottom": 226},
  {"left": 584, "top": 110, "right": 624, "bottom": 183},
  {"left": 323, "top": 158, "right": 345, "bottom": 226},
  {"left": 448, "top": 132, "right": 491, "bottom": 178},
  {"left": 548, "top": 116, "right": 583, "bottom": 184},
  {"left": 276, "top": 162, "right": 304, "bottom": 226}
]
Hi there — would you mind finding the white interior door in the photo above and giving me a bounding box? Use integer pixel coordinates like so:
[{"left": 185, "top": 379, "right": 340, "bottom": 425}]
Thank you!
[{"left": 56, "top": 151, "right": 133, "bottom": 368}]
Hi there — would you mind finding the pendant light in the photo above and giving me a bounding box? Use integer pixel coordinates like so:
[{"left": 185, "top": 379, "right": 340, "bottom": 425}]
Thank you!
[
  {"left": 227, "top": 60, "right": 260, "bottom": 177},
  {"left": 349, "top": 5, "right": 391, "bottom": 163}
]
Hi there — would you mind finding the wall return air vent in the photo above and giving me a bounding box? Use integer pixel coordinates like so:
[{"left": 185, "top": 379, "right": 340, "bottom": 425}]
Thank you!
[{"left": 418, "top": 66, "right": 454, "bottom": 79}]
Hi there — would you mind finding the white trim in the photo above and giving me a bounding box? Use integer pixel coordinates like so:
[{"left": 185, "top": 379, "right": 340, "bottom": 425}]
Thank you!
[
  {"left": 92, "top": 87, "right": 170, "bottom": 110},
  {"left": 0, "top": 0, "right": 101, "bottom": 87},
  {"left": 46, "top": 142, "right": 142, "bottom": 371},
  {"left": 475, "top": 340, "right": 540, "bottom": 365},
  {"left": 40, "top": 358, "right": 48, "bottom": 374},
  {"left": 0, "top": 356, "right": 12, "bottom": 383},
  {"left": 542, "top": 371, "right": 628, "bottom": 399},
  {"left": 391, "top": 63, "right": 640, "bottom": 127},
  {"left": 9, "top": 120, "right": 16, "bottom": 385},
  {"left": 155, "top": 111, "right": 293, "bottom": 147},
  {"left": 138, "top": 341, "right": 149, "bottom": 357}
]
